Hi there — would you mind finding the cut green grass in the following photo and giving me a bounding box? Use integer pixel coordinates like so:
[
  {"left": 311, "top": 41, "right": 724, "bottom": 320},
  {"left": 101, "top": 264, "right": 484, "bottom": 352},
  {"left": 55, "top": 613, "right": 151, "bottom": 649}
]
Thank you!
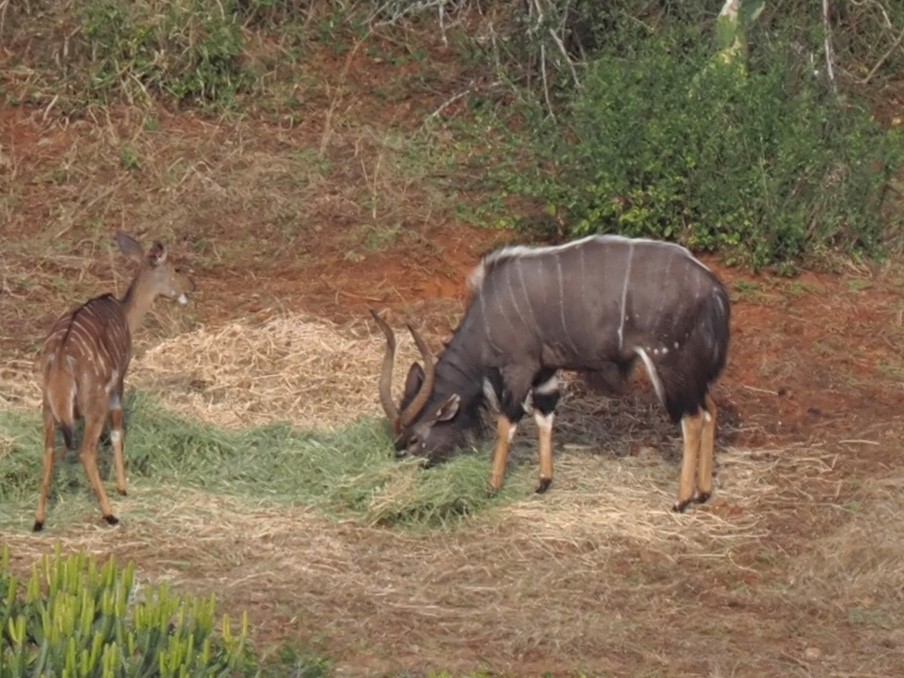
[{"left": 0, "top": 391, "right": 531, "bottom": 533}]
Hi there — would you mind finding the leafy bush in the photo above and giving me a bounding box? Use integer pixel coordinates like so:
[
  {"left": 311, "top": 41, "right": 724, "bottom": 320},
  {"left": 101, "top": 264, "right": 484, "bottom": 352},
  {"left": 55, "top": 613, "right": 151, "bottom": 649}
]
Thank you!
[
  {"left": 0, "top": 545, "right": 255, "bottom": 676},
  {"left": 507, "top": 25, "right": 903, "bottom": 269}
]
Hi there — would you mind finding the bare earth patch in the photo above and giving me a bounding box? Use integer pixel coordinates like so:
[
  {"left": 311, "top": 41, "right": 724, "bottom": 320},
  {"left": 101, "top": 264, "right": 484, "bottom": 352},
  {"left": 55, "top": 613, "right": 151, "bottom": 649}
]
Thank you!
[{"left": 4, "top": 100, "right": 904, "bottom": 675}]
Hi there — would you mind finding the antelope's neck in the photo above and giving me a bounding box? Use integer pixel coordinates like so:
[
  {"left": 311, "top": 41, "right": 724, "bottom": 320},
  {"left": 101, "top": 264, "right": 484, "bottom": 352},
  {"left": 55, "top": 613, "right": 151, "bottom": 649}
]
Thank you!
[
  {"left": 435, "top": 331, "right": 487, "bottom": 404},
  {"left": 120, "top": 272, "right": 155, "bottom": 334}
]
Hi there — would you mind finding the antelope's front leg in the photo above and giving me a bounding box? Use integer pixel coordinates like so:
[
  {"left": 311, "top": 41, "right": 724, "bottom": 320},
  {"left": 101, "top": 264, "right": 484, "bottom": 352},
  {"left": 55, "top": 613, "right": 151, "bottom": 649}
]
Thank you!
[
  {"left": 674, "top": 409, "right": 705, "bottom": 513},
  {"left": 489, "top": 415, "right": 518, "bottom": 493}
]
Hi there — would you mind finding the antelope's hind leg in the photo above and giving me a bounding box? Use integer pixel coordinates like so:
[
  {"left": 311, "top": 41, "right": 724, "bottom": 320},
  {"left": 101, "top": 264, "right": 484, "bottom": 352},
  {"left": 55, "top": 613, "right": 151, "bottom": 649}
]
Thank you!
[
  {"left": 109, "top": 389, "right": 127, "bottom": 496},
  {"left": 33, "top": 404, "right": 58, "bottom": 532},
  {"left": 674, "top": 408, "right": 706, "bottom": 513},
  {"left": 695, "top": 393, "right": 718, "bottom": 504},
  {"left": 79, "top": 409, "right": 119, "bottom": 526}
]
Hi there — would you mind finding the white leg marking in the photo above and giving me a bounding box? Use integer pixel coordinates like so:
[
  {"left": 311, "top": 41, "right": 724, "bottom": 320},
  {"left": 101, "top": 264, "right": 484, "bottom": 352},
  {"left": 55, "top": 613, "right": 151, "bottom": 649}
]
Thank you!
[
  {"left": 507, "top": 423, "right": 518, "bottom": 443},
  {"left": 634, "top": 347, "right": 665, "bottom": 406},
  {"left": 618, "top": 243, "right": 635, "bottom": 351},
  {"left": 534, "top": 410, "right": 555, "bottom": 432},
  {"left": 704, "top": 410, "right": 713, "bottom": 423},
  {"left": 109, "top": 430, "right": 122, "bottom": 445}
]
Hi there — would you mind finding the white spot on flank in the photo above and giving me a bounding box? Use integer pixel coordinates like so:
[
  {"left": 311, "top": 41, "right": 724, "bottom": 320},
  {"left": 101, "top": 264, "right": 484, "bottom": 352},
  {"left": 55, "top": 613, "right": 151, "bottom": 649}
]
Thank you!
[
  {"left": 467, "top": 262, "right": 486, "bottom": 291},
  {"left": 674, "top": 342, "right": 680, "bottom": 349},
  {"left": 634, "top": 347, "right": 665, "bottom": 406},
  {"left": 482, "top": 378, "right": 500, "bottom": 411}
]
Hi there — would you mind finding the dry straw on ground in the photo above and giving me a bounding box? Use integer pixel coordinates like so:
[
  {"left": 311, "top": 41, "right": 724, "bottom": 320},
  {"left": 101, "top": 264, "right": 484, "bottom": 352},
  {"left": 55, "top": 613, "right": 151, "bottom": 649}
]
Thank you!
[{"left": 128, "top": 312, "right": 427, "bottom": 430}]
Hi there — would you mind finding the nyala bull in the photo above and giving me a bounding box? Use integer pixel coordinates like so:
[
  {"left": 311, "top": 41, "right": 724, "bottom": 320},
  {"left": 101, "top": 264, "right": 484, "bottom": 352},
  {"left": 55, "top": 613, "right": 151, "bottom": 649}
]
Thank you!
[{"left": 372, "top": 235, "right": 731, "bottom": 512}]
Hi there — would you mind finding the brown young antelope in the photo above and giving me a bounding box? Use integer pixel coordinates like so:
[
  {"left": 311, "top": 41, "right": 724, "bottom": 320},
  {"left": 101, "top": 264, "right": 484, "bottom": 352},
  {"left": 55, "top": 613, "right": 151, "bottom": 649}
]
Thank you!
[
  {"left": 33, "top": 234, "right": 194, "bottom": 531},
  {"left": 372, "top": 235, "right": 731, "bottom": 512}
]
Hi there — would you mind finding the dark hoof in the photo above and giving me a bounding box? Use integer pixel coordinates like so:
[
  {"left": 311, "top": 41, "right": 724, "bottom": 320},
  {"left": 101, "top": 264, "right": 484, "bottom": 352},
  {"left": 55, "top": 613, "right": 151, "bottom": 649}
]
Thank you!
[
  {"left": 695, "top": 492, "right": 711, "bottom": 505},
  {"left": 32, "top": 520, "right": 45, "bottom": 533},
  {"left": 103, "top": 514, "right": 120, "bottom": 526},
  {"left": 535, "top": 477, "right": 552, "bottom": 494},
  {"left": 118, "top": 489, "right": 128, "bottom": 496},
  {"left": 672, "top": 499, "right": 691, "bottom": 513}
]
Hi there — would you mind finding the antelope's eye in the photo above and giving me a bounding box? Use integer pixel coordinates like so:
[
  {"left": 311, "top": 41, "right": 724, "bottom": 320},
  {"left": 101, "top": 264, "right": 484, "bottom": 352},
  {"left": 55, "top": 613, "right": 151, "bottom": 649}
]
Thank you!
[{"left": 408, "top": 435, "right": 419, "bottom": 448}]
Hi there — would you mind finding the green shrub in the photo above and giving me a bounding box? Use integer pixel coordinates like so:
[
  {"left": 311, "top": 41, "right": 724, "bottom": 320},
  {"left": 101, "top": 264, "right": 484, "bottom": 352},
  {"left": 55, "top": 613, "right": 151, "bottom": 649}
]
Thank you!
[
  {"left": 75, "top": 0, "right": 250, "bottom": 107},
  {"left": 507, "top": 25, "right": 903, "bottom": 269},
  {"left": 0, "top": 545, "right": 255, "bottom": 677}
]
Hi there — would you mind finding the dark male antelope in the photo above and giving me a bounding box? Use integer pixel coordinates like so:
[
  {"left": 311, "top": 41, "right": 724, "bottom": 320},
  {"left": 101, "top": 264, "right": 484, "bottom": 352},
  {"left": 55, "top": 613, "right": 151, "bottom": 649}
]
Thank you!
[
  {"left": 33, "top": 234, "right": 195, "bottom": 531},
  {"left": 372, "top": 235, "right": 731, "bottom": 512}
]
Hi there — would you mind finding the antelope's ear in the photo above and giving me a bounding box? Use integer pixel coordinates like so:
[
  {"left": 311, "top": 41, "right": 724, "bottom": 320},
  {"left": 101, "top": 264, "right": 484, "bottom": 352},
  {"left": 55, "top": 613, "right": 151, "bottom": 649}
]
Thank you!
[
  {"left": 434, "top": 394, "right": 460, "bottom": 422},
  {"left": 147, "top": 242, "right": 168, "bottom": 266},
  {"left": 403, "top": 363, "right": 425, "bottom": 400},
  {"left": 116, "top": 233, "right": 144, "bottom": 263}
]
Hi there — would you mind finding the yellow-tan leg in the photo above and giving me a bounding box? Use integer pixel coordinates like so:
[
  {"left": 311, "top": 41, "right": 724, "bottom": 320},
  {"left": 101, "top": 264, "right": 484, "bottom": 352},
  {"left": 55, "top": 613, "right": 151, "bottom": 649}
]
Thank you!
[
  {"left": 109, "top": 406, "right": 127, "bottom": 496},
  {"left": 489, "top": 416, "right": 517, "bottom": 493},
  {"left": 696, "top": 393, "right": 718, "bottom": 504},
  {"left": 33, "top": 405, "right": 57, "bottom": 532},
  {"left": 674, "top": 410, "right": 705, "bottom": 512},
  {"left": 534, "top": 410, "right": 554, "bottom": 493},
  {"left": 79, "top": 414, "right": 119, "bottom": 526}
]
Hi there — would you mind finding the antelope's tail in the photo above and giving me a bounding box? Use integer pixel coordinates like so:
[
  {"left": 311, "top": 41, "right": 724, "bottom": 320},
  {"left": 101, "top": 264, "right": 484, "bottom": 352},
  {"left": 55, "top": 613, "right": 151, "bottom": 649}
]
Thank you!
[{"left": 42, "top": 353, "right": 77, "bottom": 449}]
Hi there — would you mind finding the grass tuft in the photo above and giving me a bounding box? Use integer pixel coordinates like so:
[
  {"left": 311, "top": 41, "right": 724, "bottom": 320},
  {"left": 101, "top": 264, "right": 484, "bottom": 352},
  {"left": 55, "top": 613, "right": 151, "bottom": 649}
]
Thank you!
[{"left": 0, "top": 391, "right": 530, "bottom": 531}]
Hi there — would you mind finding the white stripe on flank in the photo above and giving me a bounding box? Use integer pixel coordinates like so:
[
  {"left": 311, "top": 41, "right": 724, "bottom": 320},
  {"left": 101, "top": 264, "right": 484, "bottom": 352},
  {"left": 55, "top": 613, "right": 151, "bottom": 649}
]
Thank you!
[
  {"left": 634, "top": 347, "right": 665, "bottom": 407},
  {"left": 556, "top": 254, "right": 581, "bottom": 356},
  {"left": 617, "top": 243, "right": 634, "bottom": 351}
]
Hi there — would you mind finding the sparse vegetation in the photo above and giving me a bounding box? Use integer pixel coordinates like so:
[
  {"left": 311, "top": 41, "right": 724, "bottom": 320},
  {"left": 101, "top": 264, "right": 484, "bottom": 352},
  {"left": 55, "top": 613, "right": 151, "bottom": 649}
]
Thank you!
[{"left": 0, "top": 391, "right": 530, "bottom": 532}]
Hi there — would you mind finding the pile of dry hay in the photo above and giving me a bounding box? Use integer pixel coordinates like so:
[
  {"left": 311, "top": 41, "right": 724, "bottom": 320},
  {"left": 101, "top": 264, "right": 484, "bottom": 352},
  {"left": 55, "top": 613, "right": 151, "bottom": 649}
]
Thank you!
[{"left": 127, "top": 313, "right": 426, "bottom": 430}]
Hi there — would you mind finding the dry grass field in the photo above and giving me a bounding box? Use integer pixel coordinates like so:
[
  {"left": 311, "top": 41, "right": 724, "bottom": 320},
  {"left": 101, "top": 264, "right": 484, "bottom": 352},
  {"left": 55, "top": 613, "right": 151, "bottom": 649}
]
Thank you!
[{"left": 2, "top": 13, "right": 904, "bottom": 676}]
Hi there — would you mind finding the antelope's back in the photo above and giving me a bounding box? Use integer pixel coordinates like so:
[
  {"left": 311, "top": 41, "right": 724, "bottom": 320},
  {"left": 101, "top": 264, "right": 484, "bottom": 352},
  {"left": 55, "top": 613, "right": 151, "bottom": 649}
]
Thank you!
[{"left": 40, "top": 294, "right": 132, "bottom": 383}]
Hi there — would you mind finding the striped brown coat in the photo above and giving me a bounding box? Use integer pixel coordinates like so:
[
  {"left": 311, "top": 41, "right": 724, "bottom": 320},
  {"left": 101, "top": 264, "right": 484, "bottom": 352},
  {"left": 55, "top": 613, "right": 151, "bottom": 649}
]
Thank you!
[
  {"left": 373, "top": 235, "right": 731, "bottom": 512},
  {"left": 34, "top": 234, "right": 194, "bottom": 531}
]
